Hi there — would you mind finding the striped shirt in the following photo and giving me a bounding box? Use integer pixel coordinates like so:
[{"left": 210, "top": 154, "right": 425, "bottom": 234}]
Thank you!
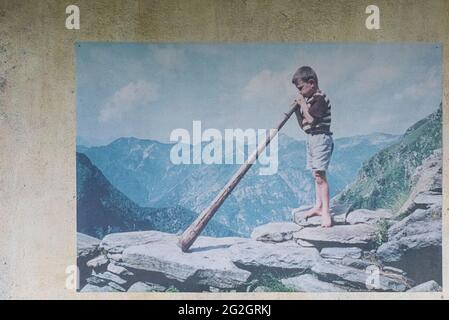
[{"left": 298, "top": 90, "right": 332, "bottom": 135}]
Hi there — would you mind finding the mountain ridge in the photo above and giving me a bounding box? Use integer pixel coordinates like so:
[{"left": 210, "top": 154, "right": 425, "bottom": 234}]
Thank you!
[
  {"left": 334, "top": 105, "right": 442, "bottom": 211},
  {"left": 77, "top": 132, "right": 399, "bottom": 235},
  {"left": 76, "top": 152, "right": 239, "bottom": 239}
]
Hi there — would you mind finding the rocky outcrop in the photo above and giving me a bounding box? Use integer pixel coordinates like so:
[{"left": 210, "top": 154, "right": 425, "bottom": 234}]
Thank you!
[
  {"left": 345, "top": 209, "right": 393, "bottom": 225},
  {"left": 76, "top": 150, "right": 441, "bottom": 293},
  {"left": 293, "top": 224, "right": 377, "bottom": 248},
  {"left": 77, "top": 228, "right": 410, "bottom": 293},
  {"left": 121, "top": 236, "right": 251, "bottom": 290},
  {"left": 77, "top": 233, "right": 101, "bottom": 289},
  {"left": 230, "top": 241, "right": 321, "bottom": 275},
  {"left": 250, "top": 222, "right": 302, "bottom": 242},
  {"left": 376, "top": 150, "right": 442, "bottom": 285},
  {"left": 77, "top": 233, "right": 100, "bottom": 260}
]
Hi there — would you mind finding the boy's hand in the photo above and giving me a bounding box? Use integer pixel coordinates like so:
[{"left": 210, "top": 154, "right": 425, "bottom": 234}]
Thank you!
[
  {"left": 296, "top": 94, "right": 314, "bottom": 124},
  {"left": 295, "top": 94, "right": 308, "bottom": 110}
]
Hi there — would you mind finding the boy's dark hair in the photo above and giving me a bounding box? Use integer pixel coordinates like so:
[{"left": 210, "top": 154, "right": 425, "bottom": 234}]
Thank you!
[{"left": 292, "top": 66, "right": 319, "bottom": 87}]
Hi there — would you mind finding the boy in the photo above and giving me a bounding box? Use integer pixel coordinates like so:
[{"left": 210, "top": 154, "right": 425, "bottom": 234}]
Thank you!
[{"left": 292, "top": 66, "right": 334, "bottom": 228}]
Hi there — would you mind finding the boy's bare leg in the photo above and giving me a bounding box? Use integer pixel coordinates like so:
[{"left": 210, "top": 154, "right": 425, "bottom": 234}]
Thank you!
[
  {"left": 304, "top": 172, "right": 322, "bottom": 218},
  {"left": 316, "top": 171, "right": 332, "bottom": 227}
]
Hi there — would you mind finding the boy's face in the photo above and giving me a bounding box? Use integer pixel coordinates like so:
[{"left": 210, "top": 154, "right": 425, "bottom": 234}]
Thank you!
[{"left": 295, "top": 79, "right": 316, "bottom": 98}]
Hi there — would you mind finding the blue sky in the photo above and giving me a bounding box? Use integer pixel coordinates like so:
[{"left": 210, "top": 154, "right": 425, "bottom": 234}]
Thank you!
[{"left": 76, "top": 43, "right": 442, "bottom": 146}]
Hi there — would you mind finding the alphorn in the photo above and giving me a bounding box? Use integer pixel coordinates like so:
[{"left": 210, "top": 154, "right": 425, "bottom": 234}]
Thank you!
[{"left": 177, "top": 102, "right": 299, "bottom": 252}]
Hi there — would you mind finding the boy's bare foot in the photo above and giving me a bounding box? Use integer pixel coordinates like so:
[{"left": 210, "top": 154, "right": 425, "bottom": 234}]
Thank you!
[
  {"left": 304, "top": 206, "right": 322, "bottom": 219},
  {"left": 321, "top": 212, "right": 332, "bottom": 228}
]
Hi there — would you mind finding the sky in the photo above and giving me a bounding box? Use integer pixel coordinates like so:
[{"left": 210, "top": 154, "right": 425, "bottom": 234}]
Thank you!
[{"left": 76, "top": 42, "right": 442, "bottom": 146}]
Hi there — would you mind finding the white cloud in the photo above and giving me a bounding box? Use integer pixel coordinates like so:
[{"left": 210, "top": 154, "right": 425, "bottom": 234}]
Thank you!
[
  {"left": 98, "top": 80, "right": 159, "bottom": 123},
  {"left": 241, "top": 69, "right": 296, "bottom": 102}
]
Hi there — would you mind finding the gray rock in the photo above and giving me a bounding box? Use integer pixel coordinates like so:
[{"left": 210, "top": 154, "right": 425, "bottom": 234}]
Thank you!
[
  {"left": 345, "top": 209, "right": 393, "bottom": 225},
  {"left": 281, "top": 274, "right": 345, "bottom": 292},
  {"left": 295, "top": 239, "right": 315, "bottom": 248},
  {"left": 311, "top": 262, "right": 408, "bottom": 291},
  {"left": 107, "top": 282, "right": 126, "bottom": 292},
  {"left": 320, "top": 247, "right": 362, "bottom": 260},
  {"left": 407, "top": 280, "right": 441, "bottom": 292},
  {"left": 127, "top": 281, "right": 166, "bottom": 292},
  {"left": 341, "top": 258, "right": 375, "bottom": 270},
  {"left": 121, "top": 234, "right": 251, "bottom": 289},
  {"left": 382, "top": 266, "right": 406, "bottom": 276},
  {"left": 294, "top": 224, "right": 377, "bottom": 248},
  {"left": 230, "top": 241, "right": 322, "bottom": 273},
  {"left": 377, "top": 206, "right": 442, "bottom": 264},
  {"left": 86, "top": 276, "right": 105, "bottom": 286},
  {"left": 94, "top": 272, "right": 128, "bottom": 286},
  {"left": 376, "top": 230, "right": 441, "bottom": 264},
  {"left": 251, "top": 222, "right": 302, "bottom": 242},
  {"left": 77, "top": 233, "right": 100, "bottom": 259},
  {"left": 100, "top": 231, "right": 176, "bottom": 254},
  {"left": 107, "top": 253, "right": 123, "bottom": 262},
  {"left": 397, "top": 150, "right": 442, "bottom": 217},
  {"left": 86, "top": 255, "right": 109, "bottom": 268},
  {"left": 413, "top": 192, "right": 442, "bottom": 207},
  {"left": 80, "top": 284, "right": 120, "bottom": 292},
  {"left": 388, "top": 206, "right": 441, "bottom": 241}
]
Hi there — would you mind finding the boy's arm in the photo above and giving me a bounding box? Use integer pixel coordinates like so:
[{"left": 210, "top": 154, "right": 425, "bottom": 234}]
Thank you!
[
  {"left": 296, "top": 95, "right": 315, "bottom": 124},
  {"left": 297, "top": 95, "right": 328, "bottom": 124},
  {"left": 294, "top": 105, "right": 305, "bottom": 129}
]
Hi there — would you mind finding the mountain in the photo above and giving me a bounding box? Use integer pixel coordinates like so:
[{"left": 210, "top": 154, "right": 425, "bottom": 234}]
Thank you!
[
  {"left": 77, "top": 132, "right": 398, "bottom": 236},
  {"left": 334, "top": 105, "right": 442, "bottom": 210},
  {"left": 76, "top": 152, "right": 238, "bottom": 239}
]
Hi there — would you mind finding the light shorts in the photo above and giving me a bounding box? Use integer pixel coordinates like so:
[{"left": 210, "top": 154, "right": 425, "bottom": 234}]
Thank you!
[{"left": 306, "top": 133, "right": 334, "bottom": 171}]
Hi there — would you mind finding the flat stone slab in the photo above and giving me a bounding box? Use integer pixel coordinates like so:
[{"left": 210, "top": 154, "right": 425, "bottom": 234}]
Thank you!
[
  {"left": 377, "top": 206, "right": 442, "bottom": 264},
  {"left": 341, "top": 258, "right": 374, "bottom": 270},
  {"left": 94, "top": 271, "right": 128, "bottom": 286},
  {"left": 77, "top": 233, "right": 100, "bottom": 259},
  {"left": 311, "top": 262, "right": 408, "bottom": 292},
  {"left": 292, "top": 204, "right": 351, "bottom": 227},
  {"left": 80, "top": 284, "right": 120, "bottom": 292},
  {"left": 376, "top": 229, "right": 441, "bottom": 264},
  {"left": 121, "top": 235, "right": 251, "bottom": 289},
  {"left": 293, "top": 224, "right": 377, "bottom": 248},
  {"left": 345, "top": 209, "right": 393, "bottom": 225},
  {"left": 407, "top": 280, "right": 441, "bottom": 292},
  {"left": 251, "top": 222, "right": 302, "bottom": 242},
  {"left": 413, "top": 192, "right": 442, "bottom": 206},
  {"left": 383, "top": 266, "right": 406, "bottom": 276},
  {"left": 295, "top": 239, "right": 316, "bottom": 248},
  {"left": 320, "top": 247, "right": 362, "bottom": 260},
  {"left": 100, "top": 231, "right": 176, "bottom": 254},
  {"left": 230, "top": 241, "right": 322, "bottom": 273},
  {"left": 107, "top": 263, "right": 133, "bottom": 276},
  {"left": 86, "top": 255, "right": 109, "bottom": 268},
  {"left": 127, "top": 281, "right": 166, "bottom": 292},
  {"left": 281, "top": 274, "right": 346, "bottom": 292}
]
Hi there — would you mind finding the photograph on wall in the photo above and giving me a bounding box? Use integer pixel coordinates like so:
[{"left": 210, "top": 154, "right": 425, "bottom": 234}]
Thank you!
[{"left": 75, "top": 43, "right": 442, "bottom": 293}]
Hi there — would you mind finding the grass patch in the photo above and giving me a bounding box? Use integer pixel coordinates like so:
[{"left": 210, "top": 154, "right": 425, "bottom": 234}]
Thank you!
[
  {"left": 165, "top": 285, "right": 180, "bottom": 292},
  {"left": 253, "top": 273, "right": 297, "bottom": 292},
  {"left": 374, "top": 219, "right": 393, "bottom": 248}
]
